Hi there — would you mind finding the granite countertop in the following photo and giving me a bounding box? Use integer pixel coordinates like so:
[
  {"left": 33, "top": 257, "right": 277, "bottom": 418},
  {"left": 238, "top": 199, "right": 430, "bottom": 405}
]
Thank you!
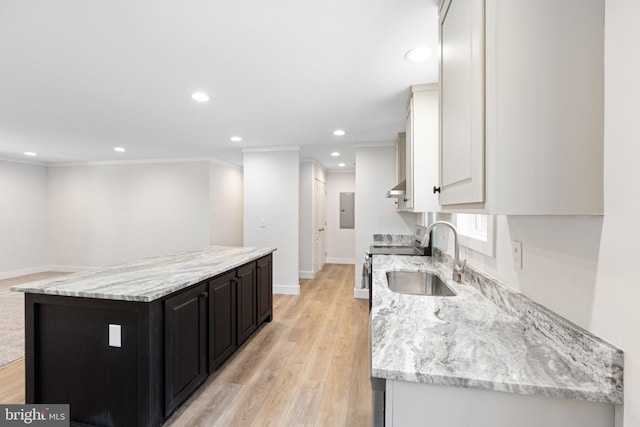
[
  {"left": 370, "top": 255, "right": 623, "bottom": 405},
  {"left": 11, "top": 246, "right": 276, "bottom": 302}
]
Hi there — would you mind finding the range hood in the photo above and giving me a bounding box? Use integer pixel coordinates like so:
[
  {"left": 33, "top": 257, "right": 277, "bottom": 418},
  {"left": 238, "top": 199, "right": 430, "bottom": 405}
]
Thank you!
[{"left": 386, "top": 180, "right": 406, "bottom": 198}]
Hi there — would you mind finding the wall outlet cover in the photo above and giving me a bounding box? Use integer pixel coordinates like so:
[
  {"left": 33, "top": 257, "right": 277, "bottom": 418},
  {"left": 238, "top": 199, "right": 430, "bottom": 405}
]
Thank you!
[
  {"left": 109, "top": 324, "right": 122, "bottom": 348},
  {"left": 512, "top": 241, "right": 523, "bottom": 270}
]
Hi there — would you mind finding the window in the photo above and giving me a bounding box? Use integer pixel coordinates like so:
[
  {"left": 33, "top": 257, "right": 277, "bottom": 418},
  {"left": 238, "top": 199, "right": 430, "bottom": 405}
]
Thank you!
[{"left": 454, "top": 214, "right": 495, "bottom": 257}]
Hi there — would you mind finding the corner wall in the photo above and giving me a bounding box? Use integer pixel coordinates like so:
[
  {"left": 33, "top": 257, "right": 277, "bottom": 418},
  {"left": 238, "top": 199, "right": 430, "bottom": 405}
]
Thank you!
[
  {"left": 0, "top": 160, "right": 48, "bottom": 278},
  {"left": 209, "top": 161, "right": 243, "bottom": 246},
  {"left": 47, "top": 162, "right": 211, "bottom": 267},
  {"left": 354, "top": 145, "right": 418, "bottom": 296},
  {"left": 243, "top": 149, "right": 300, "bottom": 295}
]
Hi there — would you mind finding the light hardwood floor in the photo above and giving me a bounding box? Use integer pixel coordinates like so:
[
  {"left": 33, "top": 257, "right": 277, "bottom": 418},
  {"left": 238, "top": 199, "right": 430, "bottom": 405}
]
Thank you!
[{"left": 0, "top": 264, "right": 373, "bottom": 426}]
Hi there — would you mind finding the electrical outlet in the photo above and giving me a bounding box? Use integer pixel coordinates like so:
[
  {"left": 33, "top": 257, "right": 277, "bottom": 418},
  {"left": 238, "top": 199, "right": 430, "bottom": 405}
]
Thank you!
[
  {"left": 109, "top": 324, "right": 122, "bottom": 348},
  {"left": 512, "top": 241, "right": 523, "bottom": 270},
  {"left": 260, "top": 218, "right": 266, "bottom": 228}
]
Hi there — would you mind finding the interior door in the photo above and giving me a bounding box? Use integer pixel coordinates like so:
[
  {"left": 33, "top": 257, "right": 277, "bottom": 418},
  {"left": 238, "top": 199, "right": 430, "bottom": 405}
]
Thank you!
[
  {"left": 319, "top": 180, "right": 327, "bottom": 269},
  {"left": 313, "top": 178, "right": 327, "bottom": 274}
]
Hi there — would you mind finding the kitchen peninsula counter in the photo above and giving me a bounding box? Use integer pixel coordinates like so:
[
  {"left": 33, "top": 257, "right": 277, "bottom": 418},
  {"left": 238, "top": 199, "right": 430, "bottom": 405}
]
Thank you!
[
  {"left": 12, "top": 245, "right": 276, "bottom": 302},
  {"left": 12, "top": 246, "right": 276, "bottom": 427}
]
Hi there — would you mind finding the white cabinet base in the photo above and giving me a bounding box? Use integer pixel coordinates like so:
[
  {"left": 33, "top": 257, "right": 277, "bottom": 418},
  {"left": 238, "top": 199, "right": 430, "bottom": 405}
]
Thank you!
[{"left": 386, "top": 380, "right": 617, "bottom": 427}]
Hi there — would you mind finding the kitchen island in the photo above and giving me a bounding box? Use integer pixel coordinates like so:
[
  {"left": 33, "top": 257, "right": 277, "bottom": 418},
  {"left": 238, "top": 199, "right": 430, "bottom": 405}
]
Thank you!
[
  {"left": 370, "top": 254, "right": 623, "bottom": 427},
  {"left": 12, "top": 246, "right": 276, "bottom": 427}
]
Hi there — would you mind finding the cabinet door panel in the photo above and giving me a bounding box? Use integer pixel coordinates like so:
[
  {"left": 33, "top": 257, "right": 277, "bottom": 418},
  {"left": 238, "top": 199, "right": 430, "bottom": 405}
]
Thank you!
[
  {"left": 165, "top": 283, "right": 208, "bottom": 416},
  {"left": 257, "top": 255, "right": 273, "bottom": 325},
  {"left": 405, "top": 99, "right": 414, "bottom": 209},
  {"left": 237, "top": 263, "right": 257, "bottom": 345},
  {"left": 439, "top": 0, "right": 485, "bottom": 205},
  {"left": 209, "top": 271, "right": 237, "bottom": 371}
]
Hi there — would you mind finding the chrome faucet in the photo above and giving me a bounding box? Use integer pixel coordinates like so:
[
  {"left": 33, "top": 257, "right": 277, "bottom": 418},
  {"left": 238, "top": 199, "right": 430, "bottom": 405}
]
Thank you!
[{"left": 421, "top": 221, "right": 466, "bottom": 283}]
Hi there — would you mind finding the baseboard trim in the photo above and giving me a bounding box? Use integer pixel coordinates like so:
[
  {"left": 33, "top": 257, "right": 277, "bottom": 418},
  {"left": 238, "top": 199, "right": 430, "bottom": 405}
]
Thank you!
[
  {"left": 353, "top": 288, "right": 369, "bottom": 299},
  {"left": 299, "top": 271, "right": 314, "bottom": 279},
  {"left": 274, "top": 284, "right": 300, "bottom": 295},
  {"left": 326, "top": 257, "right": 356, "bottom": 265},
  {"left": 0, "top": 264, "right": 98, "bottom": 280},
  {"left": 0, "top": 266, "right": 48, "bottom": 280},
  {"left": 46, "top": 265, "right": 97, "bottom": 273}
]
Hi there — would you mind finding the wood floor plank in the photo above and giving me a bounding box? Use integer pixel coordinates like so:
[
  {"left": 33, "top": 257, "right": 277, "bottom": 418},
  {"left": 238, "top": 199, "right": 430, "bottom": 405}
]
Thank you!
[
  {"left": 0, "top": 359, "right": 25, "bottom": 404},
  {"left": 282, "top": 379, "right": 324, "bottom": 426},
  {"left": 1, "top": 264, "right": 373, "bottom": 426},
  {"left": 313, "top": 352, "right": 353, "bottom": 427},
  {"left": 346, "top": 301, "right": 374, "bottom": 426},
  {"left": 165, "top": 380, "right": 244, "bottom": 427}
]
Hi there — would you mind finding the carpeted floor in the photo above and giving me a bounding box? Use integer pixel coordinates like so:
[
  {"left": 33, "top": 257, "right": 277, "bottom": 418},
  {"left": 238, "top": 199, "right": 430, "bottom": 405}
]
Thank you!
[{"left": 0, "top": 272, "right": 70, "bottom": 368}]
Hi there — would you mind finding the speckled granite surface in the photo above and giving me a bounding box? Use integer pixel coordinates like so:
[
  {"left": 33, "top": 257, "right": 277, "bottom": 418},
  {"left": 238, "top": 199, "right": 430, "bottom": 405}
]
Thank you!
[
  {"left": 372, "top": 234, "right": 414, "bottom": 247},
  {"left": 11, "top": 246, "right": 276, "bottom": 302},
  {"left": 370, "top": 255, "right": 623, "bottom": 404}
]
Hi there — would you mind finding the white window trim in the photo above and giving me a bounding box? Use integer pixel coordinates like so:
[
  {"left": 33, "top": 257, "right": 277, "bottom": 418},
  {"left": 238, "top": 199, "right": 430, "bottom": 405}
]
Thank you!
[{"left": 453, "top": 214, "right": 496, "bottom": 257}]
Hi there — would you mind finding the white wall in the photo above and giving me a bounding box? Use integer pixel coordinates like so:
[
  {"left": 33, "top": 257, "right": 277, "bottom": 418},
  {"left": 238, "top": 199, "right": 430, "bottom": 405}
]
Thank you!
[
  {"left": 597, "top": 3, "right": 640, "bottom": 422},
  {"left": 47, "top": 162, "right": 211, "bottom": 267},
  {"left": 243, "top": 149, "right": 300, "bottom": 295},
  {"left": 209, "top": 161, "right": 243, "bottom": 246},
  {"left": 326, "top": 171, "right": 355, "bottom": 264},
  {"left": 0, "top": 160, "right": 48, "bottom": 278},
  {"left": 355, "top": 145, "right": 418, "bottom": 295},
  {"left": 434, "top": 3, "right": 640, "bottom": 423}
]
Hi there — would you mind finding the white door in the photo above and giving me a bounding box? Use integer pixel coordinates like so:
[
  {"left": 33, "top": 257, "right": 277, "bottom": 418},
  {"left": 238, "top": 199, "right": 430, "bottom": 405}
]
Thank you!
[{"left": 313, "top": 179, "right": 327, "bottom": 274}]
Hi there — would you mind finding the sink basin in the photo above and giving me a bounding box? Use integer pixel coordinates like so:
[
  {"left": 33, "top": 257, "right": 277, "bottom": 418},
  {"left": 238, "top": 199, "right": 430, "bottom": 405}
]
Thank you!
[{"left": 385, "top": 270, "right": 456, "bottom": 296}]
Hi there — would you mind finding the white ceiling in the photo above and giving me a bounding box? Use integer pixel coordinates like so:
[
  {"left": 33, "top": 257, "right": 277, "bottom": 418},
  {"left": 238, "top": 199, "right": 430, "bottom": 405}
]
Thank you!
[{"left": 0, "top": 0, "right": 439, "bottom": 170}]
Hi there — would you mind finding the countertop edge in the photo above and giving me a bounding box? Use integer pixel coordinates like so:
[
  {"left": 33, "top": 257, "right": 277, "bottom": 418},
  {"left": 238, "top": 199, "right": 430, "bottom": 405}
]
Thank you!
[
  {"left": 11, "top": 246, "right": 277, "bottom": 302},
  {"left": 372, "top": 367, "right": 624, "bottom": 405}
]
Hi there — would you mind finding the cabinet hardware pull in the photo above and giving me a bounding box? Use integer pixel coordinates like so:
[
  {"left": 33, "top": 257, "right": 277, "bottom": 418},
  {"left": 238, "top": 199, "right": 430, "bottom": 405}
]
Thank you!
[
  {"left": 201, "top": 291, "right": 208, "bottom": 298},
  {"left": 433, "top": 186, "right": 441, "bottom": 194}
]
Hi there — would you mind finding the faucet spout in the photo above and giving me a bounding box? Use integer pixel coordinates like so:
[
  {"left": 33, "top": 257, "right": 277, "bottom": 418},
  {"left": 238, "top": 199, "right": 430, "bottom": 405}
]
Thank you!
[{"left": 422, "top": 221, "right": 466, "bottom": 283}]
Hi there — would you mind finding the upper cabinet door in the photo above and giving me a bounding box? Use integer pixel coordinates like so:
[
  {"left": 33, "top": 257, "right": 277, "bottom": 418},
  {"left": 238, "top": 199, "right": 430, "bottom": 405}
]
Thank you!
[
  {"left": 406, "top": 84, "right": 440, "bottom": 213},
  {"left": 439, "top": 0, "right": 485, "bottom": 206},
  {"left": 437, "top": 0, "right": 603, "bottom": 215}
]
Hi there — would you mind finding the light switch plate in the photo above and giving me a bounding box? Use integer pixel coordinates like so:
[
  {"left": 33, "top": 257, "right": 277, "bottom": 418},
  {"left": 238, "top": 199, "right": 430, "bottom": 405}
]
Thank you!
[{"left": 109, "top": 324, "right": 122, "bottom": 348}]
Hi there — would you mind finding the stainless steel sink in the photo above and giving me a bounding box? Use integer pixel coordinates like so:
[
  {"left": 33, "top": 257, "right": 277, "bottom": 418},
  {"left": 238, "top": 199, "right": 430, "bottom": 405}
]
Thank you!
[{"left": 385, "top": 270, "right": 456, "bottom": 296}]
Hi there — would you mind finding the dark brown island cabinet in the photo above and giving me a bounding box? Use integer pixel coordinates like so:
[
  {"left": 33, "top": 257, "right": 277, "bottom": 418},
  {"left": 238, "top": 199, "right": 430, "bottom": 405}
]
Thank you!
[{"left": 24, "top": 253, "right": 273, "bottom": 427}]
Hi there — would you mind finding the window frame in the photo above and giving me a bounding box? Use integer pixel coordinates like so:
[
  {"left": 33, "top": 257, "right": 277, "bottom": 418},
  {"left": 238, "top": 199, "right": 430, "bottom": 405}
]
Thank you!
[{"left": 453, "top": 213, "right": 496, "bottom": 257}]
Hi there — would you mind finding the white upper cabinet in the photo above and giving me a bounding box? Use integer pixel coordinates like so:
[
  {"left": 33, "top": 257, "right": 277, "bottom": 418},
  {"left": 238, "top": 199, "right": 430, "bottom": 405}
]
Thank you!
[
  {"left": 405, "top": 84, "right": 440, "bottom": 213},
  {"left": 439, "top": 0, "right": 485, "bottom": 207},
  {"left": 438, "top": 0, "right": 604, "bottom": 215}
]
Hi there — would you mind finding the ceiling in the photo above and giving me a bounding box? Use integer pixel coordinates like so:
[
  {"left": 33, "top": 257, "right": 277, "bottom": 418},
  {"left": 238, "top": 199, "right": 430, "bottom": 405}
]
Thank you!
[{"left": 0, "top": 0, "right": 439, "bottom": 171}]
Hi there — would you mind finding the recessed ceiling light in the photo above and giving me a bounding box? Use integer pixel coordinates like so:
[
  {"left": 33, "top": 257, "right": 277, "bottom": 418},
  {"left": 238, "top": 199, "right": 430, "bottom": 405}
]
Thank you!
[
  {"left": 338, "top": 163, "right": 346, "bottom": 167},
  {"left": 333, "top": 129, "right": 346, "bottom": 136},
  {"left": 331, "top": 152, "right": 340, "bottom": 157},
  {"left": 24, "top": 151, "right": 37, "bottom": 157},
  {"left": 191, "top": 92, "right": 210, "bottom": 102},
  {"left": 114, "top": 147, "right": 126, "bottom": 153},
  {"left": 405, "top": 47, "right": 433, "bottom": 63},
  {"left": 230, "top": 136, "right": 242, "bottom": 142}
]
